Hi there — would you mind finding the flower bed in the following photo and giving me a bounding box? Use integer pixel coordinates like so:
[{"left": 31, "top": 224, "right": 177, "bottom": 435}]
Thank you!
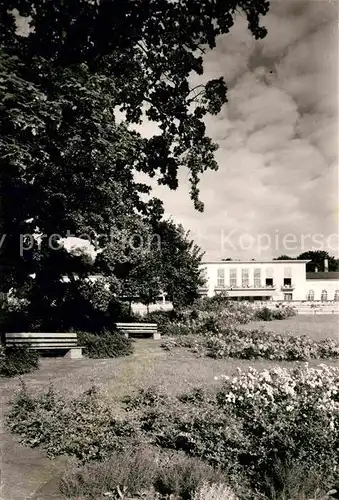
[
  {"left": 206, "top": 328, "right": 339, "bottom": 361},
  {"left": 126, "top": 364, "right": 339, "bottom": 497},
  {"left": 161, "top": 327, "right": 339, "bottom": 361}
]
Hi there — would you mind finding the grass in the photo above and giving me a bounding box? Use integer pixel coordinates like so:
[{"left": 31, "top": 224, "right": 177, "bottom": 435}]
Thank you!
[{"left": 242, "top": 314, "right": 339, "bottom": 341}]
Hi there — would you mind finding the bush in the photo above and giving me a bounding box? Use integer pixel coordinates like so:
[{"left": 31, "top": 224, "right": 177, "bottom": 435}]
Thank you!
[
  {"left": 153, "top": 455, "right": 226, "bottom": 500},
  {"left": 193, "top": 482, "right": 238, "bottom": 500},
  {"left": 254, "top": 305, "right": 297, "bottom": 321},
  {"left": 162, "top": 328, "right": 339, "bottom": 362},
  {"left": 60, "top": 447, "right": 158, "bottom": 499},
  {"left": 60, "top": 448, "right": 229, "bottom": 500},
  {"left": 125, "top": 364, "right": 339, "bottom": 497},
  {"left": 77, "top": 330, "right": 133, "bottom": 358},
  {"left": 215, "top": 364, "right": 339, "bottom": 490},
  {"left": 206, "top": 328, "right": 339, "bottom": 361},
  {"left": 262, "top": 460, "right": 338, "bottom": 500},
  {"left": 254, "top": 306, "right": 274, "bottom": 321},
  {"left": 7, "top": 384, "right": 137, "bottom": 462},
  {"left": 0, "top": 344, "right": 39, "bottom": 377},
  {"left": 147, "top": 300, "right": 296, "bottom": 340}
]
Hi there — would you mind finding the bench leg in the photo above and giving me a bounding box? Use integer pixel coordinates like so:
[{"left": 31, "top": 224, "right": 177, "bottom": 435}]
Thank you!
[
  {"left": 153, "top": 332, "right": 161, "bottom": 340},
  {"left": 65, "top": 347, "right": 83, "bottom": 359}
]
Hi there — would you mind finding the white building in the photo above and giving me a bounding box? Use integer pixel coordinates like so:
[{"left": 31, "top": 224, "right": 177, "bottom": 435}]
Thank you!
[{"left": 199, "top": 259, "right": 339, "bottom": 303}]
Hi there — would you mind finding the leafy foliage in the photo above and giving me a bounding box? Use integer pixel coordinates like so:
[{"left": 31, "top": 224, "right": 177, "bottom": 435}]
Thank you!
[
  {"left": 7, "top": 384, "right": 137, "bottom": 462},
  {"left": 77, "top": 330, "right": 133, "bottom": 358},
  {"left": 254, "top": 305, "right": 297, "bottom": 321},
  {"left": 60, "top": 447, "right": 158, "bottom": 499},
  {"left": 126, "top": 364, "right": 339, "bottom": 497},
  {"left": 274, "top": 251, "right": 339, "bottom": 272},
  {"left": 7, "top": 366, "right": 339, "bottom": 498},
  {"left": 0, "top": 0, "right": 269, "bottom": 331},
  {"left": 60, "top": 448, "right": 228, "bottom": 500},
  {"left": 0, "top": 344, "right": 39, "bottom": 377},
  {"left": 205, "top": 328, "right": 339, "bottom": 361},
  {"left": 162, "top": 326, "right": 339, "bottom": 361}
]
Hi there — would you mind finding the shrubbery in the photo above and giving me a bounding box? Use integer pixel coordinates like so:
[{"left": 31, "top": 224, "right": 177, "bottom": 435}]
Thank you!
[
  {"left": 162, "top": 327, "right": 339, "bottom": 361},
  {"left": 0, "top": 344, "right": 39, "bottom": 377},
  {"left": 77, "top": 330, "right": 133, "bottom": 358},
  {"left": 6, "top": 384, "right": 137, "bottom": 462},
  {"left": 142, "top": 299, "right": 297, "bottom": 338},
  {"left": 205, "top": 328, "right": 339, "bottom": 361},
  {"left": 60, "top": 449, "right": 231, "bottom": 500},
  {"left": 254, "top": 305, "right": 297, "bottom": 321},
  {"left": 125, "top": 364, "right": 339, "bottom": 498},
  {"left": 7, "top": 365, "right": 339, "bottom": 499}
]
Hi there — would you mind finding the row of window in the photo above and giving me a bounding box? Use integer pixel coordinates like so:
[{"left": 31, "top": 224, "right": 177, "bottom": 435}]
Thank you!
[
  {"left": 215, "top": 268, "right": 292, "bottom": 288},
  {"left": 306, "top": 290, "right": 339, "bottom": 301}
]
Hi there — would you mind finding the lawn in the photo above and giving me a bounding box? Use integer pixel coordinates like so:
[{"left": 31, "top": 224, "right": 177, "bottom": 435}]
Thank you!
[
  {"left": 1, "top": 313, "right": 338, "bottom": 500},
  {"left": 242, "top": 313, "right": 339, "bottom": 341}
]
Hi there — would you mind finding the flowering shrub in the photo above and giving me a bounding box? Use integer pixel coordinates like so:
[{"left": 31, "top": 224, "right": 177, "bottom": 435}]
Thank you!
[
  {"left": 127, "top": 365, "right": 339, "bottom": 497},
  {"left": 161, "top": 327, "right": 339, "bottom": 362},
  {"left": 215, "top": 364, "right": 339, "bottom": 490},
  {"left": 206, "top": 328, "right": 339, "bottom": 361}
]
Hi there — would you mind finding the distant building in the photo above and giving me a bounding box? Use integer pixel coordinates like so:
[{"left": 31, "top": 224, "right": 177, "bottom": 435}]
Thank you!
[{"left": 199, "top": 260, "right": 339, "bottom": 302}]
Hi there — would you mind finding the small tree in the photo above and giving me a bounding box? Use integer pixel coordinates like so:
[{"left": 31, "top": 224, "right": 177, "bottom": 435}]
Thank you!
[{"left": 154, "top": 221, "right": 205, "bottom": 309}]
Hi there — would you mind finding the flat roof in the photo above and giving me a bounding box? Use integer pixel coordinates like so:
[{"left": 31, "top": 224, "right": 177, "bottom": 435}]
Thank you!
[
  {"left": 201, "top": 260, "right": 310, "bottom": 264},
  {"left": 306, "top": 272, "right": 339, "bottom": 280}
]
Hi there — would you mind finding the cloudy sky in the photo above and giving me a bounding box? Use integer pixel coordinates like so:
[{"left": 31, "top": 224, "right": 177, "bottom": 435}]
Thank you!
[{"left": 136, "top": 0, "right": 338, "bottom": 261}]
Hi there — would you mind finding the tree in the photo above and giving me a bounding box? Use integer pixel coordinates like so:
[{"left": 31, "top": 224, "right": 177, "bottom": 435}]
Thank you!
[
  {"left": 297, "top": 251, "right": 339, "bottom": 272},
  {"left": 274, "top": 255, "right": 293, "bottom": 260},
  {"left": 154, "top": 220, "right": 205, "bottom": 308},
  {"left": 0, "top": 1, "right": 270, "bottom": 326}
]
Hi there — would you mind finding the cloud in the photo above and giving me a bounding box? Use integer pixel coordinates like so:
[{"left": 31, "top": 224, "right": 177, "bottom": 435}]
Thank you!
[{"left": 138, "top": 0, "right": 338, "bottom": 259}]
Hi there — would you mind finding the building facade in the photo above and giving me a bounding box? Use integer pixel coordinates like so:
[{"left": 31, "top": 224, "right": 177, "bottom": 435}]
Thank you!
[{"left": 199, "top": 260, "right": 339, "bottom": 302}]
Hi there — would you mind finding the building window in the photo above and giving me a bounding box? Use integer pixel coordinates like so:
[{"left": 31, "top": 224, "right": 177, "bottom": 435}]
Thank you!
[
  {"left": 334, "top": 290, "right": 339, "bottom": 302},
  {"left": 241, "top": 268, "right": 249, "bottom": 287},
  {"left": 321, "top": 290, "right": 328, "bottom": 302},
  {"left": 217, "top": 268, "right": 225, "bottom": 288},
  {"left": 306, "top": 290, "right": 314, "bottom": 301},
  {"left": 284, "top": 293, "right": 293, "bottom": 301},
  {"left": 230, "top": 268, "right": 237, "bottom": 287},
  {"left": 265, "top": 267, "right": 274, "bottom": 287},
  {"left": 254, "top": 268, "right": 261, "bottom": 287},
  {"left": 283, "top": 278, "right": 292, "bottom": 286}
]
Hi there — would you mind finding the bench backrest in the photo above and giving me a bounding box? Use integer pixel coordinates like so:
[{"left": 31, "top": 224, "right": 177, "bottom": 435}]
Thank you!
[
  {"left": 115, "top": 322, "right": 157, "bottom": 336},
  {"left": 5, "top": 332, "right": 78, "bottom": 348}
]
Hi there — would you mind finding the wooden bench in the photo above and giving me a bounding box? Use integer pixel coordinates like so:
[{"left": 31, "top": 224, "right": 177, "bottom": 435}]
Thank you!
[
  {"left": 115, "top": 322, "right": 160, "bottom": 339},
  {"left": 5, "top": 332, "right": 83, "bottom": 359}
]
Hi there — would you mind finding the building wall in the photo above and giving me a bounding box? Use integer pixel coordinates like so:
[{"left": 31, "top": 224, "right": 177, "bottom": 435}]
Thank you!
[
  {"left": 303, "top": 280, "right": 339, "bottom": 301},
  {"left": 200, "top": 260, "right": 339, "bottom": 302}
]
